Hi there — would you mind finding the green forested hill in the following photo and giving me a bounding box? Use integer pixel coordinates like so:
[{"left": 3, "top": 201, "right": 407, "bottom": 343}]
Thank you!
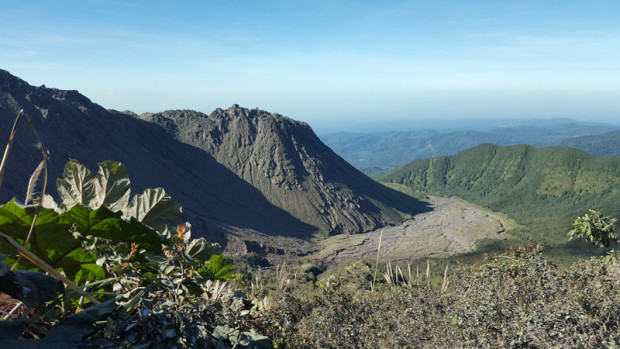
[{"left": 377, "top": 144, "right": 620, "bottom": 247}]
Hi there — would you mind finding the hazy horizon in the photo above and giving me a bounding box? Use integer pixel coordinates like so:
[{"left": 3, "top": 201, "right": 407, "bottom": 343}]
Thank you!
[{"left": 2, "top": 1, "right": 619, "bottom": 132}]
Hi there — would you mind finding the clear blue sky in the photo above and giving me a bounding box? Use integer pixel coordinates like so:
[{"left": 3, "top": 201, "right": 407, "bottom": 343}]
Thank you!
[{"left": 1, "top": 0, "right": 619, "bottom": 132}]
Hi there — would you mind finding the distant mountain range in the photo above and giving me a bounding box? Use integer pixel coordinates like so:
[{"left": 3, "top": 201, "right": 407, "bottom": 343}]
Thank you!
[
  {"left": 550, "top": 130, "right": 620, "bottom": 157},
  {"left": 377, "top": 143, "right": 620, "bottom": 244},
  {"left": 0, "top": 69, "right": 427, "bottom": 254},
  {"left": 321, "top": 121, "right": 620, "bottom": 175}
]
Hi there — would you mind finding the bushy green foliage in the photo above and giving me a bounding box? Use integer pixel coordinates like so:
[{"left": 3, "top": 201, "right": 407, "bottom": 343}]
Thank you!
[
  {"left": 78, "top": 223, "right": 267, "bottom": 348},
  {"left": 0, "top": 160, "right": 268, "bottom": 348},
  {"left": 0, "top": 199, "right": 163, "bottom": 285}
]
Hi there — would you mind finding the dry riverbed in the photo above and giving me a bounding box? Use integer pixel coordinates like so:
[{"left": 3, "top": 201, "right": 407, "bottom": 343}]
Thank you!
[{"left": 312, "top": 196, "right": 511, "bottom": 263}]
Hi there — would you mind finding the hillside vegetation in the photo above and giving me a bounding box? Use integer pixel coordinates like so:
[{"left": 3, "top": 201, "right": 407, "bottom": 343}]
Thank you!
[
  {"left": 377, "top": 143, "right": 620, "bottom": 251},
  {"left": 250, "top": 245, "right": 619, "bottom": 348}
]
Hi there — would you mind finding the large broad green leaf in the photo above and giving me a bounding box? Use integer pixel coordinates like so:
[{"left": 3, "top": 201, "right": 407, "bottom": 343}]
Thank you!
[
  {"left": 0, "top": 200, "right": 72, "bottom": 265},
  {"left": 52, "top": 161, "right": 131, "bottom": 213},
  {"left": 123, "top": 188, "right": 182, "bottom": 234},
  {"left": 89, "top": 161, "right": 131, "bottom": 212},
  {"left": 62, "top": 204, "right": 162, "bottom": 253},
  {"left": 0, "top": 199, "right": 34, "bottom": 242},
  {"left": 0, "top": 201, "right": 158, "bottom": 283},
  {"left": 0, "top": 202, "right": 93, "bottom": 282},
  {"left": 57, "top": 160, "right": 96, "bottom": 210},
  {"left": 52, "top": 161, "right": 181, "bottom": 236},
  {"left": 31, "top": 211, "right": 81, "bottom": 265}
]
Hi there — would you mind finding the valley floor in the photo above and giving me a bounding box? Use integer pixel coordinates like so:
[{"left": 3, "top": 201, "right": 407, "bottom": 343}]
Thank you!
[{"left": 313, "top": 196, "right": 511, "bottom": 263}]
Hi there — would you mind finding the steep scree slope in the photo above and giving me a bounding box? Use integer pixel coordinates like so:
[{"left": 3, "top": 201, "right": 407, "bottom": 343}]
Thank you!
[{"left": 140, "top": 107, "right": 428, "bottom": 236}]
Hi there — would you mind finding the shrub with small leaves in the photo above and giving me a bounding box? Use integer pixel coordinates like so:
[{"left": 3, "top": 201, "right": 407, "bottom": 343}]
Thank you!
[{"left": 249, "top": 244, "right": 619, "bottom": 348}]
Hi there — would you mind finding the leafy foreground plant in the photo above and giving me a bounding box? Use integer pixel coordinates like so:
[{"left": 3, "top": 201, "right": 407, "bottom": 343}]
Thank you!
[
  {"left": 251, "top": 244, "right": 619, "bottom": 348},
  {"left": 0, "top": 160, "right": 269, "bottom": 348},
  {"left": 568, "top": 209, "right": 619, "bottom": 263}
]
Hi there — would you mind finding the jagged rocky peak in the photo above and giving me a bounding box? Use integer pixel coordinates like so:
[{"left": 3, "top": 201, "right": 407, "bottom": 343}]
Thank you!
[
  {"left": 144, "top": 104, "right": 428, "bottom": 236},
  {"left": 150, "top": 104, "right": 326, "bottom": 185}
]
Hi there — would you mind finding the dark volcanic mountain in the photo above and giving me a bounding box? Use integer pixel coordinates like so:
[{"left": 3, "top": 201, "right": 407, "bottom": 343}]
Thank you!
[
  {"left": 0, "top": 69, "right": 427, "bottom": 253},
  {"left": 139, "top": 108, "right": 423, "bottom": 236}
]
